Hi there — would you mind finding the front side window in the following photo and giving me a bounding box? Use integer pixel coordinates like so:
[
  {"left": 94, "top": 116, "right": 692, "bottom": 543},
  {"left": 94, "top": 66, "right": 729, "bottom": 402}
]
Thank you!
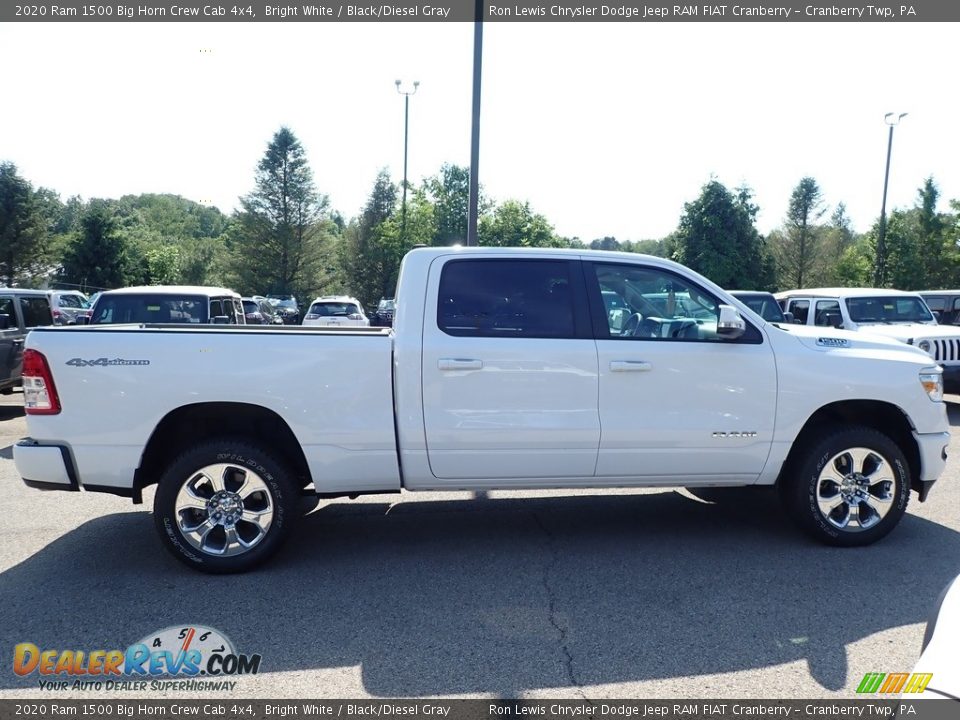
[
  {"left": 437, "top": 259, "right": 575, "bottom": 338},
  {"left": 814, "top": 300, "right": 842, "bottom": 327},
  {"left": 588, "top": 263, "right": 759, "bottom": 343},
  {"left": 19, "top": 297, "right": 53, "bottom": 328},
  {"left": 790, "top": 300, "right": 810, "bottom": 324},
  {"left": 0, "top": 297, "right": 16, "bottom": 329}
]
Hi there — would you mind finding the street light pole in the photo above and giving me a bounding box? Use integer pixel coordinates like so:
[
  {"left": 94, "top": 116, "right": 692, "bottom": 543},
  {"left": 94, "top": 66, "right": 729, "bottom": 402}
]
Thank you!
[
  {"left": 875, "top": 112, "right": 907, "bottom": 287},
  {"left": 395, "top": 79, "right": 419, "bottom": 241}
]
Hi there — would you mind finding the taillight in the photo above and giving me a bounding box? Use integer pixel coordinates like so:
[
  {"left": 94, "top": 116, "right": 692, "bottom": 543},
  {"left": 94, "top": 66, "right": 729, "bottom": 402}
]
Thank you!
[{"left": 22, "top": 349, "right": 61, "bottom": 415}]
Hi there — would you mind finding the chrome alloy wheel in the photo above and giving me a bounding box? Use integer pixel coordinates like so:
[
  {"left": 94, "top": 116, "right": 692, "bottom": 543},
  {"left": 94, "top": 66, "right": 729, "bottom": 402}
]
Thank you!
[
  {"left": 174, "top": 463, "right": 274, "bottom": 557},
  {"left": 816, "top": 447, "right": 895, "bottom": 531}
]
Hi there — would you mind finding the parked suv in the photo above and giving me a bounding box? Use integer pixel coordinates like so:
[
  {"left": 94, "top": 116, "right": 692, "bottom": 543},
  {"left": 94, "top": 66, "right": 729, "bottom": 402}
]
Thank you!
[
  {"left": 0, "top": 289, "right": 54, "bottom": 393},
  {"left": 777, "top": 287, "right": 960, "bottom": 390},
  {"left": 47, "top": 290, "right": 91, "bottom": 325},
  {"left": 267, "top": 295, "right": 300, "bottom": 324},
  {"left": 369, "top": 298, "right": 396, "bottom": 327},
  {"left": 919, "top": 291, "right": 960, "bottom": 326},
  {"left": 302, "top": 296, "right": 369, "bottom": 327},
  {"left": 89, "top": 286, "right": 245, "bottom": 325}
]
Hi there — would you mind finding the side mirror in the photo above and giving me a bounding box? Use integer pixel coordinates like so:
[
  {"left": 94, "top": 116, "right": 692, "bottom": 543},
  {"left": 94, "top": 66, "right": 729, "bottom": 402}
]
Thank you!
[
  {"left": 211, "top": 316, "right": 230, "bottom": 324},
  {"left": 0, "top": 314, "right": 9, "bottom": 330},
  {"left": 717, "top": 305, "right": 746, "bottom": 340},
  {"left": 782, "top": 311, "right": 794, "bottom": 324},
  {"left": 932, "top": 310, "right": 942, "bottom": 323}
]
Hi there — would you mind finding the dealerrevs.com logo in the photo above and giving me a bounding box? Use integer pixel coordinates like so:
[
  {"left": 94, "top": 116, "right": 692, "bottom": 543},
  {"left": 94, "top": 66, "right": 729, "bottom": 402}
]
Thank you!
[{"left": 13, "top": 625, "right": 261, "bottom": 692}]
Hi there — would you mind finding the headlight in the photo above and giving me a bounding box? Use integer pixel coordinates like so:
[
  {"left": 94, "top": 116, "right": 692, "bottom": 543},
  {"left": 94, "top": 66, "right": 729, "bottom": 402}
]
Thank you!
[
  {"left": 918, "top": 339, "right": 932, "bottom": 353},
  {"left": 919, "top": 371, "right": 943, "bottom": 402}
]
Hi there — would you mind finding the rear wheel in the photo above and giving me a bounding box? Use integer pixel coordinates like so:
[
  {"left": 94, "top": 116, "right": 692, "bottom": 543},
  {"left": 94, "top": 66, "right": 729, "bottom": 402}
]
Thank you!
[
  {"left": 780, "top": 426, "right": 910, "bottom": 546},
  {"left": 153, "top": 440, "right": 298, "bottom": 573}
]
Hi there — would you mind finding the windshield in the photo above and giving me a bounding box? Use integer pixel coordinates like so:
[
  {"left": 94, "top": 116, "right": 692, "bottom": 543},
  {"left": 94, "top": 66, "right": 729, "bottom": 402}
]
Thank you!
[
  {"left": 91, "top": 295, "right": 207, "bottom": 324},
  {"left": 845, "top": 296, "right": 934, "bottom": 324}
]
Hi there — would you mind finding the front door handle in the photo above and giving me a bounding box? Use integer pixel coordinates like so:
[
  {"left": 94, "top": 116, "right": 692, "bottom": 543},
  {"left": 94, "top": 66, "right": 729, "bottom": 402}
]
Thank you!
[
  {"left": 610, "top": 360, "right": 652, "bottom": 372},
  {"left": 439, "top": 358, "right": 483, "bottom": 371}
]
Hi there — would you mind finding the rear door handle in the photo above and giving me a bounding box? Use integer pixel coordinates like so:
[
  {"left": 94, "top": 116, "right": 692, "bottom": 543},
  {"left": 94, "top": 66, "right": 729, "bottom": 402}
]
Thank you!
[
  {"left": 610, "top": 360, "right": 652, "bottom": 372},
  {"left": 439, "top": 358, "right": 483, "bottom": 371}
]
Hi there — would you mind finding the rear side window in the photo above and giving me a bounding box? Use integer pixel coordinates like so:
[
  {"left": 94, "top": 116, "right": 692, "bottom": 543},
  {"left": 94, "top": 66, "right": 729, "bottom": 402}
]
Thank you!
[
  {"left": 437, "top": 259, "right": 575, "bottom": 338},
  {"left": 814, "top": 300, "right": 842, "bottom": 326},
  {"left": 19, "top": 297, "right": 53, "bottom": 328}
]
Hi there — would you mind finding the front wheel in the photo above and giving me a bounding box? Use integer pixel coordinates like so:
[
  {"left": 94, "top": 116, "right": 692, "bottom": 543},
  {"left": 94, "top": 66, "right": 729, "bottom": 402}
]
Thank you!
[
  {"left": 780, "top": 426, "right": 910, "bottom": 547},
  {"left": 153, "top": 440, "right": 299, "bottom": 573}
]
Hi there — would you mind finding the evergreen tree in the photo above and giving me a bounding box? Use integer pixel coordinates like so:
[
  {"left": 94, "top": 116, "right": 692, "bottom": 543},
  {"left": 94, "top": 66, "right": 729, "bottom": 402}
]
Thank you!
[
  {"left": 0, "top": 162, "right": 49, "bottom": 286},
  {"left": 230, "top": 127, "right": 331, "bottom": 298},
  {"left": 59, "top": 200, "right": 127, "bottom": 291},
  {"left": 775, "top": 177, "right": 826, "bottom": 288},
  {"left": 671, "top": 180, "right": 774, "bottom": 290},
  {"left": 425, "top": 163, "right": 472, "bottom": 246}
]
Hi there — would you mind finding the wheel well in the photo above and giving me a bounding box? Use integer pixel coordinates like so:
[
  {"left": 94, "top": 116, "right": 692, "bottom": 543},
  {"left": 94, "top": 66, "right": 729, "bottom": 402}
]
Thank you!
[
  {"left": 784, "top": 400, "right": 921, "bottom": 494},
  {"left": 134, "top": 403, "right": 312, "bottom": 498}
]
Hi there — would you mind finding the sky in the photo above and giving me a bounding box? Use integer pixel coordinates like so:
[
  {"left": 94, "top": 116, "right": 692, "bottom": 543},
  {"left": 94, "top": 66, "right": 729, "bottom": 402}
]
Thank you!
[{"left": 1, "top": 20, "right": 958, "bottom": 242}]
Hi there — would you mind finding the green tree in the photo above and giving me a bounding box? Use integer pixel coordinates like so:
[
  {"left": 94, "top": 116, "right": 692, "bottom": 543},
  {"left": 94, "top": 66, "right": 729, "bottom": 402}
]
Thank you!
[
  {"left": 478, "top": 200, "right": 562, "bottom": 248},
  {"left": 425, "top": 163, "right": 473, "bottom": 246},
  {"left": 339, "top": 170, "right": 424, "bottom": 309},
  {"left": 230, "top": 127, "right": 331, "bottom": 298},
  {"left": 775, "top": 177, "right": 826, "bottom": 288},
  {"left": 59, "top": 200, "right": 127, "bottom": 291},
  {"left": 0, "top": 162, "right": 50, "bottom": 286},
  {"left": 671, "top": 180, "right": 775, "bottom": 290},
  {"left": 590, "top": 236, "right": 621, "bottom": 251}
]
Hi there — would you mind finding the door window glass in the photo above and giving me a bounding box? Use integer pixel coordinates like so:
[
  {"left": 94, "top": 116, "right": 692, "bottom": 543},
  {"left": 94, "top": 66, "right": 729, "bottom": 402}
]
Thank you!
[
  {"left": 0, "top": 297, "right": 15, "bottom": 329},
  {"left": 589, "top": 263, "right": 739, "bottom": 342},
  {"left": 19, "top": 297, "right": 53, "bottom": 328},
  {"left": 790, "top": 300, "right": 810, "bottom": 324},
  {"left": 814, "top": 300, "right": 842, "bottom": 327},
  {"left": 437, "top": 260, "right": 575, "bottom": 338}
]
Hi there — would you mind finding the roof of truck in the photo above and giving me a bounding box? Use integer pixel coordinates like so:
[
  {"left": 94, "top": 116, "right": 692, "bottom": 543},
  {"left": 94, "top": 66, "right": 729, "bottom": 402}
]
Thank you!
[
  {"left": 99, "top": 286, "right": 240, "bottom": 297},
  {"left": 775, "top": 288, "right": 920, "bottom": 299}
]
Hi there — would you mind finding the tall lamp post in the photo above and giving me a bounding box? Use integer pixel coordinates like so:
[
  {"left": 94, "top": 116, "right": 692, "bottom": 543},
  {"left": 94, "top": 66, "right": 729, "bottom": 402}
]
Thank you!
[
  {"left": 395, "top": 79, "right": 419, "bottom": 241},
  {"left": 875, "top": 112, "right": 907, "bottom": 287}
]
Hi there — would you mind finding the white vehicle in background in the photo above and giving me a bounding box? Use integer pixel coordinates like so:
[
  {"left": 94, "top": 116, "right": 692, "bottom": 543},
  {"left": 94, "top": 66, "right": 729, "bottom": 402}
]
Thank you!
[
  {"left": 301, "top": 295, "right": 369, "bottom": 327},
  {"left": 776, "top": 287, "right": 960, "bottom": 392},
  {"left": 89, "top": 286, "right": 245, "bottom": 325}
]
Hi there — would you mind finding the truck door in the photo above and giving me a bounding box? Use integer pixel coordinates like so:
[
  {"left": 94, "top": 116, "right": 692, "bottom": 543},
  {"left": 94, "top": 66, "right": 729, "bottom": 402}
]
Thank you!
[
  {"left": 421, "top": 257, "right": 600, "bottom": 481},
  {"left": 584, "top": 261, "right": 777, "bottom": 483}
]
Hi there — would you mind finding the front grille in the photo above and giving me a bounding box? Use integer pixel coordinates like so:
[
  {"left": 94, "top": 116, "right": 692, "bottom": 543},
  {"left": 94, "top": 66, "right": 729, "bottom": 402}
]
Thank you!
[{"left": 932, "top": 338, "right": 960, "bottom": 363}]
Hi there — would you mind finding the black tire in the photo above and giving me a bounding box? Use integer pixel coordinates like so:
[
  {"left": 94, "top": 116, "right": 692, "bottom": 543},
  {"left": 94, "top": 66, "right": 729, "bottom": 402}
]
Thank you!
[
  {"left": 153, "top": 439, "right": 298, "bottom": 573},
  {"left": 780, "top": 425, "right": 910, "bottom": 547}
]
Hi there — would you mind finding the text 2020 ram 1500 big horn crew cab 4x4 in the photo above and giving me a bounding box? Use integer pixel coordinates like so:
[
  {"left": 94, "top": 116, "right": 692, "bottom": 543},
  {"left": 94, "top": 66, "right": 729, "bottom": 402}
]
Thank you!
[{"left": 15, "top": 248, "right": 950, "bottom": 572}]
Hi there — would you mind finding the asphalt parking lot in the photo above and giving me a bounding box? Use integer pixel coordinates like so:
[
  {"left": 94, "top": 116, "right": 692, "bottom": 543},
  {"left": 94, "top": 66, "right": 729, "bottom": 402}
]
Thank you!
[{"left": 1, "top": 390, "right": 958, "bottom": 700}]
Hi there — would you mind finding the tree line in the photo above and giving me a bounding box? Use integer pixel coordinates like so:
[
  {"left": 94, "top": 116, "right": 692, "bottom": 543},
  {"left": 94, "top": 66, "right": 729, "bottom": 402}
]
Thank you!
[{"left": 2, "top": 126, "right": 958, "bottom": 312}]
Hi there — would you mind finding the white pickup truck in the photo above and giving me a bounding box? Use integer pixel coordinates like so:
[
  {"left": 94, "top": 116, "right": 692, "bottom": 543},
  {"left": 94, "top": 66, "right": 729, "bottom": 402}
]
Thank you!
[{"left": 15, "top": 248, "right": 951, "bottom": 572}]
